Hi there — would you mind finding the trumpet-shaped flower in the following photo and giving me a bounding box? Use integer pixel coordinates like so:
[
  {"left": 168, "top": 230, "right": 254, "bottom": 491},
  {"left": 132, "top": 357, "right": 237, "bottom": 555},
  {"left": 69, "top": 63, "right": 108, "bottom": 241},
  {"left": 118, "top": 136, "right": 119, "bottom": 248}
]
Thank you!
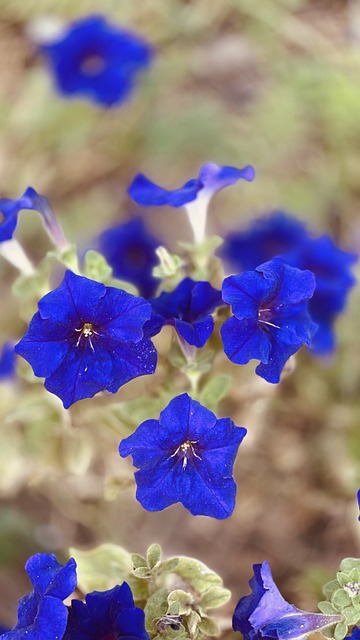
[
  {"left": 119, "top": 393, "right": 247, "bottom": 519},
  {"left": 40, "top": 15, "right": 153, "bottom": 107},
  {"left": 0, "top": 187, "right": 66, "bottom": 248},
  {"left": 145, "top": 277, "right": 223, "bottom": 347},
  {"left": 128, "top": 162, "right": 255, "bottom": 243},
  {"left": 233, "top": 561, "right": 342, "bottom": 640},
  {"left": 95, "top": 217, "right": 161, "bottom": 298},
  {"left": 15, "top": 270, "right": 157, "bottom": 408},
  {"left": 63, "top": 582, "right": 150, "bottom": 640},
  {"left": 221, "top": 257, "right": 317, "bottom": 383},
  {"left": 0, "top": 553, "right": 77, "bottom": 640}
]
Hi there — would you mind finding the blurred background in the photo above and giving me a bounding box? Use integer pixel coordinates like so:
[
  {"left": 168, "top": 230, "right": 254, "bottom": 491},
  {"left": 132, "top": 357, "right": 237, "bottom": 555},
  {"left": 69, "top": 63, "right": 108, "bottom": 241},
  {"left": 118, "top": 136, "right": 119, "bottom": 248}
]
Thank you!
[{"left": 0, "top": 0, "right": 360, "bottom": 633}]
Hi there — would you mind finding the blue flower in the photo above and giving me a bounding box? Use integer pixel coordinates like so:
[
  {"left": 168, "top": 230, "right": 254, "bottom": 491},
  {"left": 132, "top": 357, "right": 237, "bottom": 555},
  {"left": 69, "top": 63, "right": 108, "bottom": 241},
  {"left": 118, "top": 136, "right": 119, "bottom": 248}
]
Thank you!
[
  {"left": 218, "top": 211, "right": 357, "bottom": 356},
  {"left": 285, "top": 236, "right": 357, "bottom": 354},
  {"left": 63, "top": 582, "right": 150, "bottom": 640},
  {"left": 346, "top": 627, "right": 360, "bottom": 640},
  {"left": 219, "top": 211, "right": 309, "bottom": 273},
  {"left": 145, "top": 277, "right": 223, "bottom": 347},
  {"left": 15, "top": 270, "right": 157, "bottom": 408},
  {"left": 95, "top": 217, "right": 161, "bottom": 298},
  {"left": 0, "top": 187, "right": 66, "bottom": 247},
  {"left": 40, "top": 15, "right": 153, "bottom": 107},
  {"left": 221, "top": 257, "right": 317, "bottom": 383},
  {"left": 119, "top": 392, "right": 247, "bottom": 519},
  {"left": 128, "top": 162, "right": 255, "bottom": 245},
  {"left": 0, "top": 553, "right": 77, "bottom": 640},
  {"left": 233, "top": 561, "right": 342, "bottom": 640},
  {"left": 0, "top": 343, "right": 16, "bottom": 380},
  {"left": 128, "top": 162, "right": 255, "bottom": 208}
]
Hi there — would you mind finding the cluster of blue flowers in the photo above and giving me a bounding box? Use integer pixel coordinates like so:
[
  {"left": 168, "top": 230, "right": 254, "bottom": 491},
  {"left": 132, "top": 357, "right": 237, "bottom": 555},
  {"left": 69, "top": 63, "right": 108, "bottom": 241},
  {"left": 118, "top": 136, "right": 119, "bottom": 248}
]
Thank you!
[
  {"left": 0, "top": 158, "right": 354, "bottom": 522},
  {"left": 0, "top": 553, "right": 149, "bottom": 640},
  {"left": 0, "top": 553, "right": 343, "bottom": 640}
]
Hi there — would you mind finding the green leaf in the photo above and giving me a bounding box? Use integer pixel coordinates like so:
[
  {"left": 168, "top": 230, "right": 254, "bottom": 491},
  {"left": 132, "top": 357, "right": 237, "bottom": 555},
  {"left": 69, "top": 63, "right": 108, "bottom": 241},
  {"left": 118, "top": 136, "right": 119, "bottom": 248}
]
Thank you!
[
  {"left": 159, "top": 558, "right": 180, "bottom": 574},
  {"left": 318, "top": 601, "right": 340, "bottom": 615},
  {"left": 186, "top": 611, "right": 202, "bottom": 639},
  {"left": 132, "top": 553, "right": 148, "bottom": 569},
  {"left": 323, "top": 579, "right": 342, "bottom": 599},
  {"left": 337, "top": 573, "right": 351, "bottom": 587},
  {"left": 197, "top": 616, "right": 220, "bottom": 637},
  {"left": 199, "top": 375, "right": 232, "bottom": 412},
  {"left": 340, "top": 559, "right": 360, "bottom": 573},
  {"left": 147, "top": 543, "right": 162, "bottom": 569},
  {"left": 170, "top": 556, "right": 222, "bottom": 594},
  {"left": 144, "top": 588, "right": 169, "bottom": 633},
  {"left": 334, "top": 621, "right": 348, "bottom": 640},
  {"left": 199, "top": 586, "right": 231, "bottom": 612},
  {"left": 332, "top": 589, "right": 352, "bottom": 609},
  {"left": 343, "top": 607, "right": 360, "bottom": 626},
  {"left": 69, "top": 543, "right": 133, "bottom": 593},
  {"left": 167, "top": 590, "right": 194, "bottom": 615}
]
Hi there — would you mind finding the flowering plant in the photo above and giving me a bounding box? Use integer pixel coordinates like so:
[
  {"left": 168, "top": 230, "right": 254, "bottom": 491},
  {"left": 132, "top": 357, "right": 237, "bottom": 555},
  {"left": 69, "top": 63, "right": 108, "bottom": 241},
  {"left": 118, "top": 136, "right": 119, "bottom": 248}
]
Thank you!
[{"left": 0, "top": 6, "right": 359, "bottom": 640}]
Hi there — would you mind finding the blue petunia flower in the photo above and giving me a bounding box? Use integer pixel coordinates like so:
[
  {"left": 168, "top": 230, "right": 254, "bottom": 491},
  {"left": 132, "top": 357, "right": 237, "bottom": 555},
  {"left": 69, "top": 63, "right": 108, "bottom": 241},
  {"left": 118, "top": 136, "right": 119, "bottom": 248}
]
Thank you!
[
  {"left": 95, "top": 217, "right": 161, "bottom": 298},
  {"left": 15, "top": 270, "right": 157, "bottom": 408},
  {"left": 145, "top": 277, "right": 223, "bottom": 347},
  {"left": 0, "top": 342, "right": 16, "bottom": 380},
  {"left": 0, "top": 553, "right": 77, "bottom": 640},
  {"left": 284, "top": 236, "right": 357, "bottom": 355},
  {"left": 219, "top": 211, "right": 309, "bottom": 273},
  {"left": 119, "top": 392, "right": 247, "bottom": 519},
  {"left": 128, "top": 163, "right": 255, "bottom": 208},
  {"left": 0, "top": 187, "right": 66, "bottom": 248},
  {"left": 219, "top": 212, "right": 357, "bottom": 356},
  {"left": 40, "top": 15, "right": 153, "bottom": 107},
  {"left": 233, "top": 561, "right": 342, "bottom": 640},
  {"left": 63, "top": 582, "right": 150, "bottom": 640},
  {"left": 221, "top": 257, "right": 317, "bottom": 383},
  {"left": 128, "top": 162, "right": 255, "bottom": 244}
]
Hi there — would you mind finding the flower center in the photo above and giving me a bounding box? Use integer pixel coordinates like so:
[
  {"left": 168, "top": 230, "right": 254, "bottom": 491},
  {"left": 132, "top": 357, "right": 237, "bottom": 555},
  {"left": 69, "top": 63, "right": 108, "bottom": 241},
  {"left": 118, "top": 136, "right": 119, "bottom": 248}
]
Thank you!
[
  {"left": 169, "top": 439, "right": 202, "bottom": 470},
  {"left": 80, "top": 54, "right": 106, "bottom": 76},
  {"left": 258, "top": 307, "right": 280, "bottom": 330},
  {"left": 75, "top": 323, "right": 98, "bottom": 351},
  {"left": 0, "top": 211, "right": 4, "bottom": 225}
]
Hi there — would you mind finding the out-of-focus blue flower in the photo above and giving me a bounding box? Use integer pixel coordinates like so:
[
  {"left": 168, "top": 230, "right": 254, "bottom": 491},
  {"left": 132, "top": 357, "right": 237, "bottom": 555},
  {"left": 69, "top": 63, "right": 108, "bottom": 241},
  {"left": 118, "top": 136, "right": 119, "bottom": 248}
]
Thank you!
[
  {"left": 221, "top": 257, "right": 317, "bottom": 383},
  {"left": 0, "top": 187, "right": 66, "bottom": 248},
  {"left": 233, "top": 561, "right": 342, "bottom": 640},
  {"left": 0, "top": 553, "right": 77, "bottom": 640},
  {"left": 119, "top": 392, "right": 247, "bottom": 519},
  {"left": 346, "top": 627, "right": 360, "bottom": 640},
  {"left": 0, "top": 343, "right": 16, "bottom": 380},
  {"left": 40, "top": 15, "right": 153, "bottom": 107},
  {"left": 128, "top": 163, "right": 255, "bottom": 208},
  {"left": 285, "top": 236, "right": 357, "bottom": 354},
  {"left": 15, "top": 270, "right": 157, "bottom": 408},
  {"left": 145, "top": 277, "right": 223, "bottom": 347},
  {"left": 63, "top": 582, "right": 150, "bottom": 640},
  {"left": 95, "top": 217, "right": 161, "bottom": 298},
  {"left": 219, "top": 211, "right": 309, "bottom": 273}
]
